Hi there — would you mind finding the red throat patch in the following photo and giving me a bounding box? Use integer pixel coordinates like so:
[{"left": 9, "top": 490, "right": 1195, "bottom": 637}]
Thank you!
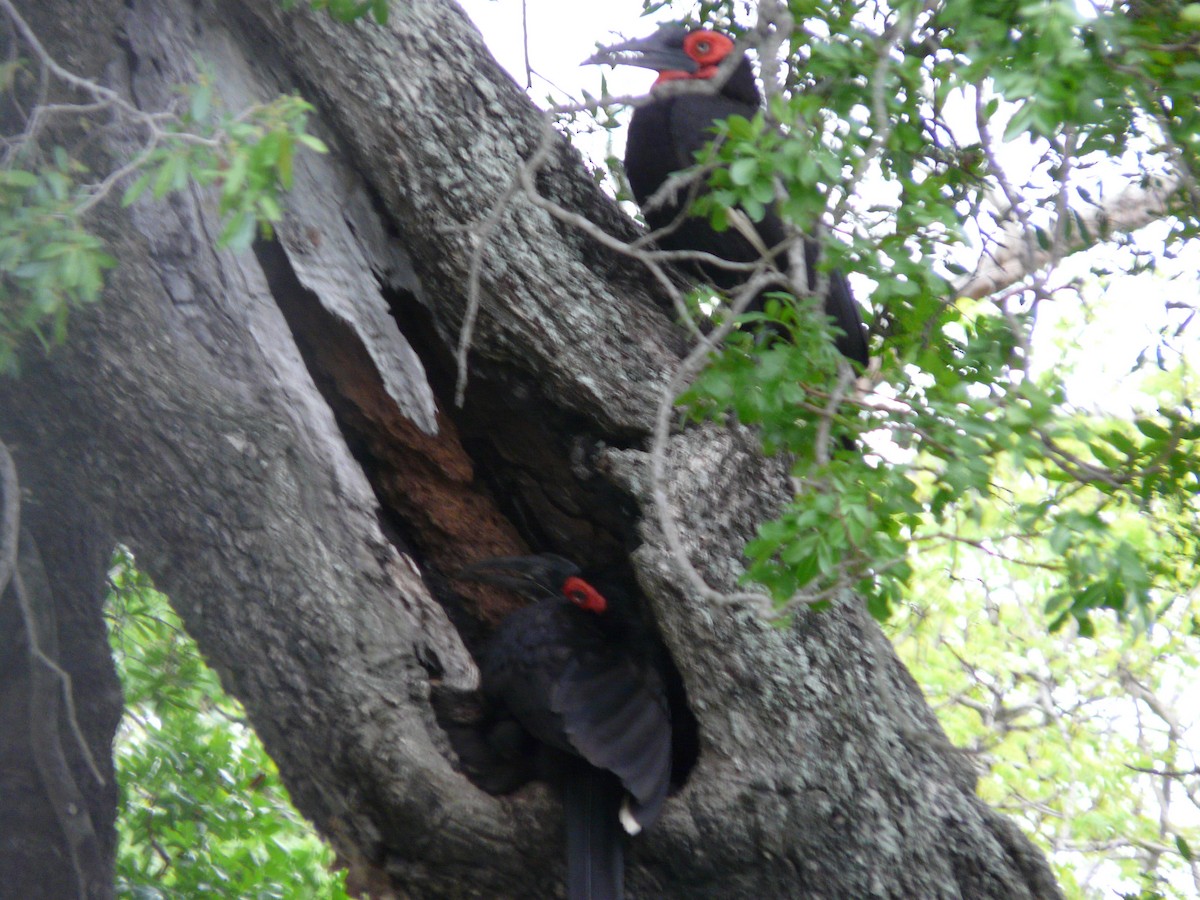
[
  {"left": 562, "top": 576, "right": 608, "bottom": 614},
  {"left": 653, "top": 69, "right": 699, "bottom": 85}
]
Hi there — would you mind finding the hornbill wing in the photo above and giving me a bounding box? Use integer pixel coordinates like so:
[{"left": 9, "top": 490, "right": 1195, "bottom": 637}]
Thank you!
[
  {"left": 824, "top": 269, "right": 869, "bottom": 366},
  {"left": 666, "top": 93, "right": 757, "bottom": 171},
  {"left": 628, "top": 94, "right": 773, "bottom": 288},
  {"left": 552, "top": 650, "right": 672, "bottom": 831},
  {"left": 660, "top": 97, "right": 870, "bottom": 366},
  {"left": 479, "top": 602, "right": 578, "bottom": 757},
  {"left": 626, "top": 93, "right": 757, "bottom": 210}
]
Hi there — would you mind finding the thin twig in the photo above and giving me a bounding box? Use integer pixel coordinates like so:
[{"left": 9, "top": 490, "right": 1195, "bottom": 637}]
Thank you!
[
  {"left": 648, "top": 271, "right": 779, "bottom": 613},
  {"left": 813, "top": 359, "right": 855, "bottom": 465},
  {"left": 453, "top": 168, "right": 525, "bottom": 407},
  {"left": 0, "top": 0, "right": 142, "bottom": 117},
  {"left": 520, "top": 0, "right": 532, "bottom": 91}
]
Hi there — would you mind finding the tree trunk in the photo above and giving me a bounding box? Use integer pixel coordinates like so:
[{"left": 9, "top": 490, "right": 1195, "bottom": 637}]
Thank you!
[{"left": 0, "top": 0, "right": 1062, "bottom": 896}]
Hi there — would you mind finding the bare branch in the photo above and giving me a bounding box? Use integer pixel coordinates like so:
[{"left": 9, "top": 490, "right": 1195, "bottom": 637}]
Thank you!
[
  {"left": 957, "top": 168, "right": 1184, "bottom": 300},
  {"left": 453, "top": 166, "right": 526, "bottom": 407},
  {"left": 649, "top": 272, "right": 780, "bottom": 613}
]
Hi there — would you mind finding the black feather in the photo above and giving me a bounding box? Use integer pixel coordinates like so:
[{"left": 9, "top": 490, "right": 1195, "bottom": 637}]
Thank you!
[
  {"left": 564, "top": 762, "right": 624, "bottom": 900},
  {"left": 618, "top": 34, "right": 870, "bottom": 367},
  {"left": 467, "top": 554, "right": 674, "bottom": 899}
]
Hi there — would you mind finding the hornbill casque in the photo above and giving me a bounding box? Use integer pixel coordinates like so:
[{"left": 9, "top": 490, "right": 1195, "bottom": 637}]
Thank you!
[
  {"left": 586, "top": 23, "right": 870, "bottom": 368},
  {"left": 460, "top": 554, "right": 672, "bottom": 900}
]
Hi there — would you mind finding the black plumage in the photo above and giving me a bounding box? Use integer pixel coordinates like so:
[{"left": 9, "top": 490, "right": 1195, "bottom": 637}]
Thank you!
[
  {"left": 587, "top": 23, "right": 869, "bottom": 367},
  {"left": 463, "top": 554, "right": 671, "bottom": 900}
]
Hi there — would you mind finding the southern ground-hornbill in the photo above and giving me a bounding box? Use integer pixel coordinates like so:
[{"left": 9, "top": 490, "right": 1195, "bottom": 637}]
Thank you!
[
  {"left": 460, "top": 554, "right": 671, "bottom": 900},
  {"left": 586, "top": 23, "right": 870, "bottom": 368}
]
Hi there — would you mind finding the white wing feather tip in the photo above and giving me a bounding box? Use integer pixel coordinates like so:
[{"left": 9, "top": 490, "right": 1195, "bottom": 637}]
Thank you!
[{"left": 619, "top": 798, "right": 642, "bottom": 835}]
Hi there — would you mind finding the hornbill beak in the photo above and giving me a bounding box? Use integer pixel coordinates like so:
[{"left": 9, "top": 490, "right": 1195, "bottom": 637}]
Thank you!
[
  {"left": 583, "top": 24, "right": 698, "bottom": 73},
  {"left": 456, "top": 554, "right": 579, "bottom": 598}
]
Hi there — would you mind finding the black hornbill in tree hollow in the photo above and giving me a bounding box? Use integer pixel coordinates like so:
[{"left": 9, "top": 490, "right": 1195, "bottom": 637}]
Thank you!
[
  {"left": 461, "top": 554, "right": 671, "bottom": 900},
  {"left": 586, "top": 23, "right": 870, "bottom": 368}
]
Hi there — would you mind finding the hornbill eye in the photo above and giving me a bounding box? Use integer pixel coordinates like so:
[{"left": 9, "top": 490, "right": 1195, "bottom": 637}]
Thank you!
[
  {"left": 694, "top": 39, "right": 711, "bottom": 54},
  {"left": 562, "top": 576, "right": 608, "bottom": 614}
]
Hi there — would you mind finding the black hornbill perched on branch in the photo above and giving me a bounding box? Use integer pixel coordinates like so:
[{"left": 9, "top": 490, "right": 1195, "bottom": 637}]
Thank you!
[
  {"left": 460, "top": 554, "right": 672, "bottom": 900},
  {"left": 586, "top": 23, "right": 870, "bottom": 368}
]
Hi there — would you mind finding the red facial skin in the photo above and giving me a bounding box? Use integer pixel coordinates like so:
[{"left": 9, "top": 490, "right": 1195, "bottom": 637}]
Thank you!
[
  {"left": 562, "top": 576, "right": 608, "bottom": 614},
  {"left": 653, "top": 30, "right": 735, "bottom": 85}
]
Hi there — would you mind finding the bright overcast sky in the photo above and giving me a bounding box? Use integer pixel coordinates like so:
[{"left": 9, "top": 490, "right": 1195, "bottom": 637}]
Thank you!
[{"left": 459, "top": 0, "right": 661, "bottom": 105}]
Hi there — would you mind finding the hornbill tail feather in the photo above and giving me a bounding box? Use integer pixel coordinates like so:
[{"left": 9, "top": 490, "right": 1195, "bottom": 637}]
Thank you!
[{"left": 564, "top": 763, "right": 625, "bottom": 900}]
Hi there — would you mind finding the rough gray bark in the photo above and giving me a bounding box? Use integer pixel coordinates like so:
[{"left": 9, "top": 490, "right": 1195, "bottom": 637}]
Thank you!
[
  {"left": 0, "top": 442, "right": 120, "bottom": 900},
  {"left": 0, "top": 0, "right": 1062, "bottom": 897}
]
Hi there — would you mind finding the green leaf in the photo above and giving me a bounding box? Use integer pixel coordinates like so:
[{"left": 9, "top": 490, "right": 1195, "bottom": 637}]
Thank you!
[
  {"left": 276, "top": 137, "right": 294, "bottom": 189},
  {"left": 189, "top": 82, "right": 213, "bottom": 123},
  {"left": 222, "top": 152, "right": 248, "bottom": 201},
  {"left": 1135, "top": 418, "right": 1170, "bottom": 440},
  {"left": 0, "top": 169, "right": 39, "bottom": 188},
  {"left": 729, "top": 157, "right": 758, "bottom": 186},
  {"left": 256, "top": 194, "right": 282, "bottom": 223},
  {"left": 121, "top": 171, "right": 155, "bottom": 207},
  {"left": 296, "top": 133, "right": 328, "bottom": 154},
  {"left": 1176, "top": 835, "right": 1193, "bottom": 862},
  {"left": 219, "top": 210, "right": 256, "bottom": 251},
  {"left": 151, "top": 156, "right": 180, "bottom": 200}
]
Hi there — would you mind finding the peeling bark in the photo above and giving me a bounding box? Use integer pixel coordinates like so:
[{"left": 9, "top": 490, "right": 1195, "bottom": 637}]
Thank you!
[{"left": 0, "top": 0, "right": 1062, "bottom": 896}]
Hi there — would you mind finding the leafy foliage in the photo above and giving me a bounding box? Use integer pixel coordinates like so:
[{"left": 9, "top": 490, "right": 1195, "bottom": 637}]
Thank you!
[
  {"left": 0, "top": 153, "right": 116, "bottom": 374},
  {"left": 120, "top": 71, "right": 328, "bottom": 252},
  {"left": 107, "top": 549, "right": 349, "bottom": 900},
  {"left": 0, "top": 33, "right": 326, "bottom": 373},
  {"left": 665, "top": 0, "right": 1200, "bottom": 629},
  {"left": 890, "top": 532, "right": 1200, "bottom": 899}
]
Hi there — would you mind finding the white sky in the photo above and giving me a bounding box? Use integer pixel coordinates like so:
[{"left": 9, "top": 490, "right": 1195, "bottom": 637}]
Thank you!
[{"left": 460, "top": 0, "right": 656, "bottom": 104}]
